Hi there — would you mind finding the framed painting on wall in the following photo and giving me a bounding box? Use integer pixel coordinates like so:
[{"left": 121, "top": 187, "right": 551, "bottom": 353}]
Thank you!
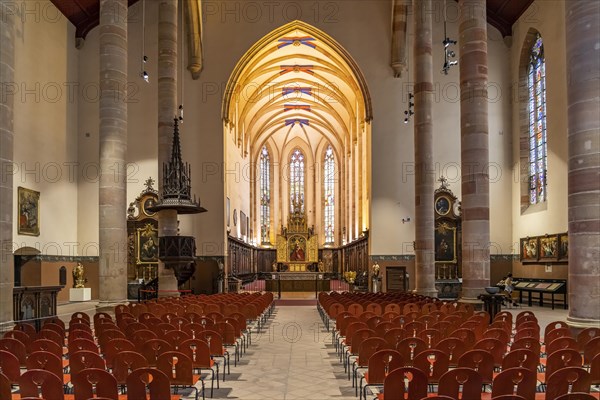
[
  {"left": 558, "top": 233, "right": 568, "bottom": 261},
  {"left": 435, "top": 222, "right": 457, "bottom": 263},
  {"left": 136, "top": 223, "right": 159, "bottom": 264},
  {"left": 539, "top": 234, "right": 559, "bottom": 261},
  {"left": 18, "top": 187, "right": 40, "bottom": 236},
  {"left": 520, "top": 237, "right": 538, "bottom": 262}
]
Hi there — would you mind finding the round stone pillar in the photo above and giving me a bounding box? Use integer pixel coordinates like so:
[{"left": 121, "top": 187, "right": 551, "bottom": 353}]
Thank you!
[
  {"left": 413, "top": 0, "right": 437, "bottom": 297},
  {"left": 0, "top": 0, "right": 15, "bottom": 327},
  {"left": 458, "top": 0, "right": 490, "bottom": 301},
  {"left": 99, "top": 0, "right": 128, "bottom": 303},
  {"left": 157, "top": 0, "right": 179, "bottom": 295},
  {"left": 565, "top": 1, "right": 600, "bottom": 328}
]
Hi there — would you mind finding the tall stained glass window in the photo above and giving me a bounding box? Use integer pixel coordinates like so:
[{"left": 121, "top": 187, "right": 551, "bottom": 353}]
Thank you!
[
  {"left": 324, "top": 145, "right": 335, "bottom": 244},
  {"left": 289, "top": 149, "right": 305, "bottom": 212},
  {"left": 260, "top": 146, "right": 270, "bottom": 243},
  {"left": 528, "top": 34, "right": 547, "bottom": 204}
]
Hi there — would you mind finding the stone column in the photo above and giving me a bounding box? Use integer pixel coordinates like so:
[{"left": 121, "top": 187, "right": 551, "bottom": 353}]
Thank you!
[
  {"left": 413, "top": 0, "right": 437, "bottom": 297},
  {"left": 458, "top": 0, "right": 490, "bottom": 301},
  {"left": 157, "top": 0, "right": 179, "bottom": 294},
  {"left": 565, "top": 1, "right": 600, "bottom": 328},
  {"left": 0, "top": 0, "right": 15, "bottom": 328},
  {"left": 391, "top": 0, "right": 409, "bottom": 78},
  {"left": 99, "top": 0, "right": 128, "bottom": 303}
]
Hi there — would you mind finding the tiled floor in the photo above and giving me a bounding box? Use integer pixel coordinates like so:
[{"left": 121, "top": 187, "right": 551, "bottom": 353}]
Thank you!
[{"left": 54, "top": 298, "right": 574, "bottom": 400}]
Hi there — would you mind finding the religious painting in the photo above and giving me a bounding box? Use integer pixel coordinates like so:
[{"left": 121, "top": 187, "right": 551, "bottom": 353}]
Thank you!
[
  {"left": 435, "top": 195, "right": 451, "bottom": 216},
  {"left": 288, "top": 235, "right": 306, "bottom": 262},
  {"left": 137, "top": 224, "right": 159, "bottom": 264},
  {"left": 558, "top": 233, "right": 568, "bottom": 261},
  {"left": 539, "top": 234, "right": 559, "bottom": 261},
  {"left": 520, "top": 237, "right": 539, "bottom": 262},
  {"left": 18, "top": 187, "right": 40, "bottom": 236},
  {"left": 435, "top": 223, "right": 456, "bottom": 263}
]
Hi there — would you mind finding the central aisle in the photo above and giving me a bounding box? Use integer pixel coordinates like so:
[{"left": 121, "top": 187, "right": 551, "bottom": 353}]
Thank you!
[{"left": 212, "top": 305, "right": 355, "bottom": 400}]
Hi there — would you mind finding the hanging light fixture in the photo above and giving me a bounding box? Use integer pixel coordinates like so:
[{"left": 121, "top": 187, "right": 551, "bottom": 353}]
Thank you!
[
  {"left": 441, "top": 0, "right": 458, "bottom": 75},
  {"left": 178, "top": 0, "right": 184, "bottom": 123},
  {"left": 140, "top": 0, "right": 149, "bottom": 83}
]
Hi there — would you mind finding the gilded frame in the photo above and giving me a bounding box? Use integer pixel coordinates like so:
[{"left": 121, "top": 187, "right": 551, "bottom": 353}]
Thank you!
[
  {"left": 539, "top": 234, "right": 559, "bottom": 262},
  {"left": 435, "top": 223, "right": 457, "bottom": 264},
  {"left": 17, "top": 187, "right": 40, "bottom": 236}
]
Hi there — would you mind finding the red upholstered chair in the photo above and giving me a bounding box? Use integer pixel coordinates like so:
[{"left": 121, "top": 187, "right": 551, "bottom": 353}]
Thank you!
[
  {"left": 179, "top": 338, "right": 219, "bottom": 395},
  {"left": 0, "top": 337, "right": 27, "bottom": 366},
  {"left": 457, "top": 350, "right": 494, "bottom": 386},
  {"left": 72, "top": 368, "right": 119, "bottom": 400},
  {"left": 501, "top": 349, "right": 539, "bottom": 372},
  {"left": 126, "top": 367, "right": 173, "bottom": 400},
  {"left": 491, "top": 367, "right": 537, "bottom": 400},
  {"left": 0, "top": 372, "right": 11, "bottom": 400},
  {"left": 359, "top": 349, "right": 403, "bottom": 400},
  {"left": 111, "top": 350, "right": 148, "bottom": 388},
  {"left": 103, "top": 338, "right": 135, "bottom": 369},
  {"left": 554, "top": 394, "right": 598, "bottom": 400},
  {"left": 435, "top": 337, "right": 467, "bottom": 367},
  {"left": 0, "top": 350, "right": 21, "bottom": 384},
  {"left": 438, "top": 367, "right": 483, "bottom": 400},
  {"left": 545, "top": 367, "right": 591, "bottom": 399},
  {"left": 396, "top": 336, "right": 428, "bottom": 366},
  {"left": 156, "top": 351, "right": 203, "bottom": 400},
  {"left": 69, "top": 350, "right": 106, "bottom": 379},
  {"left": 378, "top": 367, "right": 428, "bottom": 400},
  {"left": 412, "top": 349, "right": 450, "bottom": 388},
  {"left": 19, "top": 369, "right": 64, "bottom": 400}
]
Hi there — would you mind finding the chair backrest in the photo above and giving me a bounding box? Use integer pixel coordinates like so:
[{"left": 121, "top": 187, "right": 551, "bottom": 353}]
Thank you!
[
  {"left": 491, "top": 367, "right": 537, "bottom": 399},
  {"left": 435, "top": 337, "right": 467, "bottom": 366},
  {"left": 18, "top": 369, "right": 64, "bottom": 400},
  {"left": 489, "top": 396, "right": 528, "bottom": 400},
  {"left": 99, "top": 328, "right": 126, "bottom": 349},
  {"left": 412, "top": 349, "right": 450, "bottom": 383},
  {"left": 583, "top": 336, "right": 600, "bottom": 365},
  {"left": 349, "top": 328, "right": 376, "bottom": 354},
  {"left": 577, "top": 327, "right": 600, "bottom": 351},
  {"left": 112, "top": 351, "right": 148, "bottom": 385},
  {"left": 356, "top": 337, "right": 389, "bottom": 367},
  {"left": 438, "top": 367, "right": 483, "bottom": 399},
  {"left": 396, "top": 337, "right": 428, "bottom": 365},
  {"left": 38, "top": 328, "right": 64, "bottom": 348},
  {"left": 68, "top": 338, "right": 99, "bottom": 355},
  {"left": 156, "top": 351, "right": 194, "bottom": 385},
  {"left": 383, "top": 327, "right": 406, "bottom": 349},
  {"left": 457, "top": 349, "right": 494, "bottom": 385},
  {"left": 0, "top": 372, "right": 11, "bottom": 400},
  {"left": 27, "top": 338, "right": 62, "bottom": 359},
  {"left": 72, "top": 367, "right": 118, "bottom": 400},
  {"left": 103, "top": 338, "right": 135, "bottom": 368},
  {"left": 419, "top": 328, "right": 442, "bottom": 348},
  {"left": 501, "top": 349, "right": 539, "bottom": 372},
  {"left": 546, "top": 327, "right": 572, "bottom": 346},
  {"left": 590, "top": 353, "right": 600, "bottom": 386},
  {"left": 547, "top": 336, "right": 579, "bottom": 356},
  {"left": 545, "top": 349, "right": 583, "bottom": 380},
  {"left": 544, "top": 321, "right": 570, "bottom": 341},
  {"left": 3, "top": 329, "right": 33, "bottom": 349},
  {"left": 0, "top": 337, "right": 27, "bottom": 365},
  {"left": 141, "top": 338, "right": 173, "bottom": 366},
  {"left": 483, "top": 328, "right": 510, "bottom": 346},
  {"left": 69, "top": 350, "right": 106, "bottom": 377},
  {"left": 365, "top": 349, "right": 404, "bottom": 385},
  {"left": 554, "top": 393, "right": 597, "bottom": 400},
  {"left": 545, "top": 367, "right": 591, "bottom": 399},
  {"left": 511, "top": 337, "right": 541, "bottom": 356},
  {"left": 0, "top": 350, "right": 21, "bottom": 382},
  {"left": 179, "top": 338, "right": 212, "bottom": 368},
  {"left": 473, "top": 338, "right": 505, "bottom": 367},
  {"left": 449, "top": 328, "right": 476, "bottom": 348},
  {"left": 126, "top": 367, "right": 172, "bottom": 400},
  {"left": 26, "top": 351, "right": 63, "bottom": 379},
  {"left": 197, "top": 330, "right": 224, "bottom": 356},
  {"left": 383, "top": 367, "right": 428, "bottom": 400},
  {"left": 163, "top": 330, "right": 191, "bottom": 349}
]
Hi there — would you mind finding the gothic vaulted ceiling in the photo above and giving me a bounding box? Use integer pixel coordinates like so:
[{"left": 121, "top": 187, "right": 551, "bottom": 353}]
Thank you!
[{"left": 52, "top": 0, "right": 534, "bottom": 40}]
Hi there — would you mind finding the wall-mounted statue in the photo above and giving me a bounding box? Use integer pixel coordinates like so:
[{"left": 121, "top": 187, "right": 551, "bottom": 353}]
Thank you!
[{"left": 72, "top": 262, "right": 87, "bottom": 288}]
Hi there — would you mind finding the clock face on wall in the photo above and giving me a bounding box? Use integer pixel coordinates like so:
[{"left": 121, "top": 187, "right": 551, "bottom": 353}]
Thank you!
[
  {"left": 143, "top": 197, "right": 157, "bottom": 217},
  {"left": 233, "top": 209, "right": 238, "bottom": 226},
  {"left": 435, "top": 196, "right": 451, "bottom": 216}
]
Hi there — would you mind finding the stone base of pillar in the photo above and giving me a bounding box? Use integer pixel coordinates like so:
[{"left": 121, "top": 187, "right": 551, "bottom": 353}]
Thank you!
[
  {"left": 158, "top": 263, "right": 179, "bottom": 297},
  {"left": 415, "top": 288, "right": 438, "bottom": 298},
  {"left": 0, "top": 320, "right": 14, "bottom": 333},
  {"left": 567, "top": 315, "right": 600, "bottom": 330}
]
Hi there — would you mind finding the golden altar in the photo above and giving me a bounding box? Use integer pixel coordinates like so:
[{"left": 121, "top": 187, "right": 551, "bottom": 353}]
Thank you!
[{"left": 276, "top": 199, "right": 318, "bottom": 272}]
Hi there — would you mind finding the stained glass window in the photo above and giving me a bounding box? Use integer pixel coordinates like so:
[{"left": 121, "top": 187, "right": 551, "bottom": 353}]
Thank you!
[
  {"left": 324, "top": 145, "right": 335, "bottom": 244},
  {"left": 289, "top": 149, "right": 305, "bottom": 212},
  {"left": 528, "top": 34, "right": 547, "bottom": 205},
  {"left": 260, "top": 146, "right": 270, "bottom": 243}
]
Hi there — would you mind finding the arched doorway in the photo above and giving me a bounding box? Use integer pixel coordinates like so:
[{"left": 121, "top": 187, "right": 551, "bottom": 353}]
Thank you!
[{"left": 222, "top": 21, "right": 372, "bottom": 267}]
